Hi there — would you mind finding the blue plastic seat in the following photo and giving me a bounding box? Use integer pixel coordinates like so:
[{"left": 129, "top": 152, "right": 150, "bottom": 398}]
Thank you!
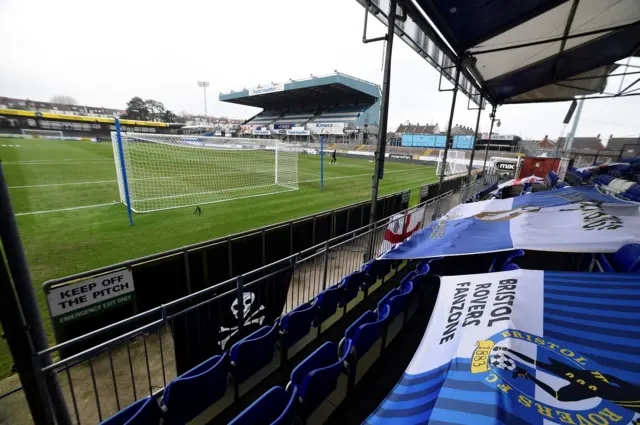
[
  {"left": 228, "top": 386, "right": 296, "bottom": 425},
  {"left": 100, "top": 396, "right": 163, "bottom": 425},
  {"left": 338, "top": 270, "right": 367, "bottom": 306},
  {"left": 361, "top": 260, "right": 390, "bottom": 290},
  {"left": 612, "top": 244, "right": 640, "bottom": 273},
  {"left": 230, "top": 321, "right": 279, "bottom": 384},
  {"left": 314, "top": 284, "right": 343, "bottom": 325},
  {"left": 280, "top": 300, "right": 316, "bottom": 348},
  {"left": 162, "top": 353, "right": 228, "bottom": 424},
  {"left": 490, "top": 249, "right": 525, "bottom": 272},
  {"left": 289, "top": 342, "right": 347, "bottom": 415},
  {"left": 377, "top": 281, "right": 413, "bottom": 320},
  {"left": 342, "top": 306, "right": 391, "bottom": 360}
]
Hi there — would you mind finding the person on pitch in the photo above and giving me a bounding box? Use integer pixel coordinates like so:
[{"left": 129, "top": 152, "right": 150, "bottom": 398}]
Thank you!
[{"left": 331, "top": 149, "right": 337, "bottom": 164}]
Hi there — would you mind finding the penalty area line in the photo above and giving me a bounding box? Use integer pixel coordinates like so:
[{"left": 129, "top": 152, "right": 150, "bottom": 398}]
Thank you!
[{"left": 15, "top": 203, "right": 116, "bottom": 216}]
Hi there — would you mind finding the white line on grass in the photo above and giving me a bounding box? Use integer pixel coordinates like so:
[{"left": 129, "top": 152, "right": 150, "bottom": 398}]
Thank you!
[
  {"left": 14, "top": 167, "right": 428, "bottom": 216},
  {"left": 9, "top": 180, "right": 117, "bottom": 189},
  {"left": 15, "top": 203, "right": 115, "bottom": 216},
  {"left": 299, "top": 168, "right": 421, "bottom": 183},
  {"left": 2, "top": 160, "right": 113, "bottom": 165}
]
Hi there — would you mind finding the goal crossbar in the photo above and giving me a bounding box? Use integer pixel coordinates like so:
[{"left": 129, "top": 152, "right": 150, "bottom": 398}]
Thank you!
[{"left": 111, "top": 132, "right": 299, "bottom": 213}]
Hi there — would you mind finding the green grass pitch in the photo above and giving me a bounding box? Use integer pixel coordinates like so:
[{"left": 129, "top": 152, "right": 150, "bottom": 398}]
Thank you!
[{"left": 0, "top": 137, "right": 437, "bottom": 379}]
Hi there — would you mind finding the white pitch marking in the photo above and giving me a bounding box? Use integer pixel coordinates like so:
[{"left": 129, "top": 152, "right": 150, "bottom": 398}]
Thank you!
[
  {"left": 9, "top": 180, "right": 117, "bottom": 189},
  {"left": 2, "top": 160, "right": 112, "bottom": 165},
  {"left": 299, "top": 168, "right": 422, "bottom": 183},
  {"left": 15, "top": 203, "right": 115, "bottom": 216}
]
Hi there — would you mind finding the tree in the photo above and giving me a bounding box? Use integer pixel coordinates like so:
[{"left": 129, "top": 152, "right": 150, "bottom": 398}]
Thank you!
[
  {"left": 50, "top": 95, "right": 77, "bottom": 105},
  {"left": 124, "top": 97, "right": 149, "bottom": 120},
  {"left": 145, "top": 99, "right": 165, "bottom": 121},
  {"left": 162, "top": 110, "right": 178, "bottom": 123}
]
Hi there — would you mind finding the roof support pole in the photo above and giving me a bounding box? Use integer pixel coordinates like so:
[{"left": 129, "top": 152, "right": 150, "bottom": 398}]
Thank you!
[
  {"left": 437, "top": 67, "right": 460, "bottom": 195},
  {"left": 564, "top": 97, "right": 585, "bottom": 153},
  {"left": 466, "top": 96, "right": 483, "bottom": 183},
  {"left": 482, "top": 105, "right": 497, "bottom": 172},
  {"left": 368, "top": 0, "right": 397, "bottom": 227},
  {"left": 368, "top": 0, "right": 397, "bottom": 259},
  {"left": 0, "top": 164, "right": 71, "bottom": 425}
]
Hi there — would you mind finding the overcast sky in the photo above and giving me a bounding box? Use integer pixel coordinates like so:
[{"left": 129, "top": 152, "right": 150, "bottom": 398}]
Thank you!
[{"left": 1, "top": 0, "right": 640, "bottom": 141}]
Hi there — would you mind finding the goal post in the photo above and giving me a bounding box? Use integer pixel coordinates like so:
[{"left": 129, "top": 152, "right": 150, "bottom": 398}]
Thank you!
[
  {"left": 436, "top": 149, "right": 468, "bottom": 176},
  {"left": 21, "top": 129, "right": 64, "bottom": 139},
  {"left": 111, "top": 132, "right": 299, "bottom": 213}
]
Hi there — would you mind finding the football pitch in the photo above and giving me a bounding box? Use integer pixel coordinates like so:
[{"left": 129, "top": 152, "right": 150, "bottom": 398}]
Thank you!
[{"left": 0, "top": 137, "right": 437, "bottom": 377}]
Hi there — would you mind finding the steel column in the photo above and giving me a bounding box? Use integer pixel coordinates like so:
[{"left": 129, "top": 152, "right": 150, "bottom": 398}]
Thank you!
[
  {"left": 368, "top": 0, "right": 397, "bottom": 227},
  {"left": 466, "top": 96, "right": 483, "bottom": 183},
  {"left": 482, "top": 105, "right": 497, "bottom": 172},
  {"left": 437, "top": 67, "right": 460, "bottom": 195},
  {"left": 0, "top": 242, "right": 55, "bottom": 425},
  {"left": 0, "top": 164, "right": 71, "bottom": 425}
]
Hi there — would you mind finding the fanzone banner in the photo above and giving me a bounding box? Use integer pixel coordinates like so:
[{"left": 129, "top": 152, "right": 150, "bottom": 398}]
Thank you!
[
  {"left": 382, "top": 186, "right": 640, "bottom": 259},
  {"left": 367, "top": 269, "right": 640, "bottom": 425}
]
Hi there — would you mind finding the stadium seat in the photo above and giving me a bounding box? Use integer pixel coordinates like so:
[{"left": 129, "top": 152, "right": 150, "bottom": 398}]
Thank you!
[
  {"left": 230, "top": 321, "right": 280, "bottom": 399},
  {"left": 490, "top": 250, "right": 525, "bottom": 272},
  {"left": 377, "top": 281, "right": 413, "bottom": 344},
  {"left": 162, "top": 353, "right": 228, "bottom": 424},
  {"left": 280, "top": 301, "right": 317, "bottom": 360},
  {"left": 598, "top": 243, "right": 640, "bottom": 273},
  {"left": 401, "top": 273, "right": 422, "bottom": 319},
  {"left": 338, "top": 270, "right": 367, "bottom": 311},
  {"left": 377, "top": 281, "right": 413, "bottom": 322},
  {"left": 228, "top": 386, "right": 296, "bottom": 425},
  {"left": 100, "top": 396, "right": 163, "bottom": 425},
  {"left": 289, "top": 341, "right": 348, "bottom": 421},
  {"left": 621, "top": 184, "right": 640, "bottom": 202},
  {"left": 340, "top": 306, "right": 391, "bottom": 388},
  {"left": 313, "top": 284, "right": 344, "bottom": 333},
  {"left": 361, "top": 260, "right": 392, "bottom": 293}
]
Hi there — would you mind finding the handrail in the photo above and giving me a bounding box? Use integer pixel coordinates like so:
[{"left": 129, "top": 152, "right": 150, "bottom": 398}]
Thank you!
[{"left": 38, "top": 193, "right": 434, "bottom": 358}]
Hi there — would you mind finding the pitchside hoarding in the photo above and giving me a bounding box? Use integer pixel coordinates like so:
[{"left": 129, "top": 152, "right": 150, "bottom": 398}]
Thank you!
[
  {"left": 248, "top": 83, "right": 284, "bottom": 96},
  {"left": 307, "top": 122, "right": 345, "bottom": 135}
]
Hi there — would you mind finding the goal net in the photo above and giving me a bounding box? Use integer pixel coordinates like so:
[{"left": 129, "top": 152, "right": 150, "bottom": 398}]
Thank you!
[
  {"left": 111, "top": 132, "right": 299, "bottom": 213},
  {"left": 21, "top": 129, "right": 64, "bottom": 138},
  {"left": 436, "top": 149, "right": 468, "bottom": 176}
]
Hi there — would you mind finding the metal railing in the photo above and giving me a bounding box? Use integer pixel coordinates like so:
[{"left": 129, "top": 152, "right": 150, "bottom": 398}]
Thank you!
[{"left": 1, "top": 179, "right": 485, "bottom": 425}]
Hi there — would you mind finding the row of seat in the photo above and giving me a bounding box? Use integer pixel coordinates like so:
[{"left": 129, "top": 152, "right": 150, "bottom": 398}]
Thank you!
[
  {"left": 566, "top": 158, "right": 640, "bottom": 186},
  {"left": 593, "top": 175, "right": 640, "bottom": 201},
  {"left": 100, "top": 258, "right": 405, "bottom": 425},
  {"left": 464, "top": 182, "right": 498, "bottom": 203},
  {"left": 228, "top": 264, "right": 430, "bottom": 424},
  {"left": 488, "top": 244, "right": 640, "bottom": 274}
]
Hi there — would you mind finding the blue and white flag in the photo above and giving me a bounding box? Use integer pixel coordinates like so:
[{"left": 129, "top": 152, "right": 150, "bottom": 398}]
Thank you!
[
  {"left": 382, "top": 187, "right": 640, "bottom": 259},
  {"left": 366, "top": 269, "right": 640, "bottom": 425}
]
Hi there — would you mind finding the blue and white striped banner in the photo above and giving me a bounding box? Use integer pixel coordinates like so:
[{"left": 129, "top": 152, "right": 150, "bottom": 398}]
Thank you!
[
  {"left": 381, "top": 187, "right": 640, "bottom": 259},
  {"left": 366, "top": 269, "right": 640, "bottom": 425}
]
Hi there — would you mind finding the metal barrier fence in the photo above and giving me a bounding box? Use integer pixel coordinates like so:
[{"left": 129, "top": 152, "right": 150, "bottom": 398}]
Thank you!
[
  {"left": 483, "top": 173, "right": 499, "bottom": 186},
  {"left": 0, "top": 182, "right": 482, "bottom": 425}
]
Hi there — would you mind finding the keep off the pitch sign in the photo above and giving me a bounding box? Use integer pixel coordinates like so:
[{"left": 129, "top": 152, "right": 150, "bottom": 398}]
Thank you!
[{"left": 47, "top": 270, "right": 135, "bottom": 325}]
